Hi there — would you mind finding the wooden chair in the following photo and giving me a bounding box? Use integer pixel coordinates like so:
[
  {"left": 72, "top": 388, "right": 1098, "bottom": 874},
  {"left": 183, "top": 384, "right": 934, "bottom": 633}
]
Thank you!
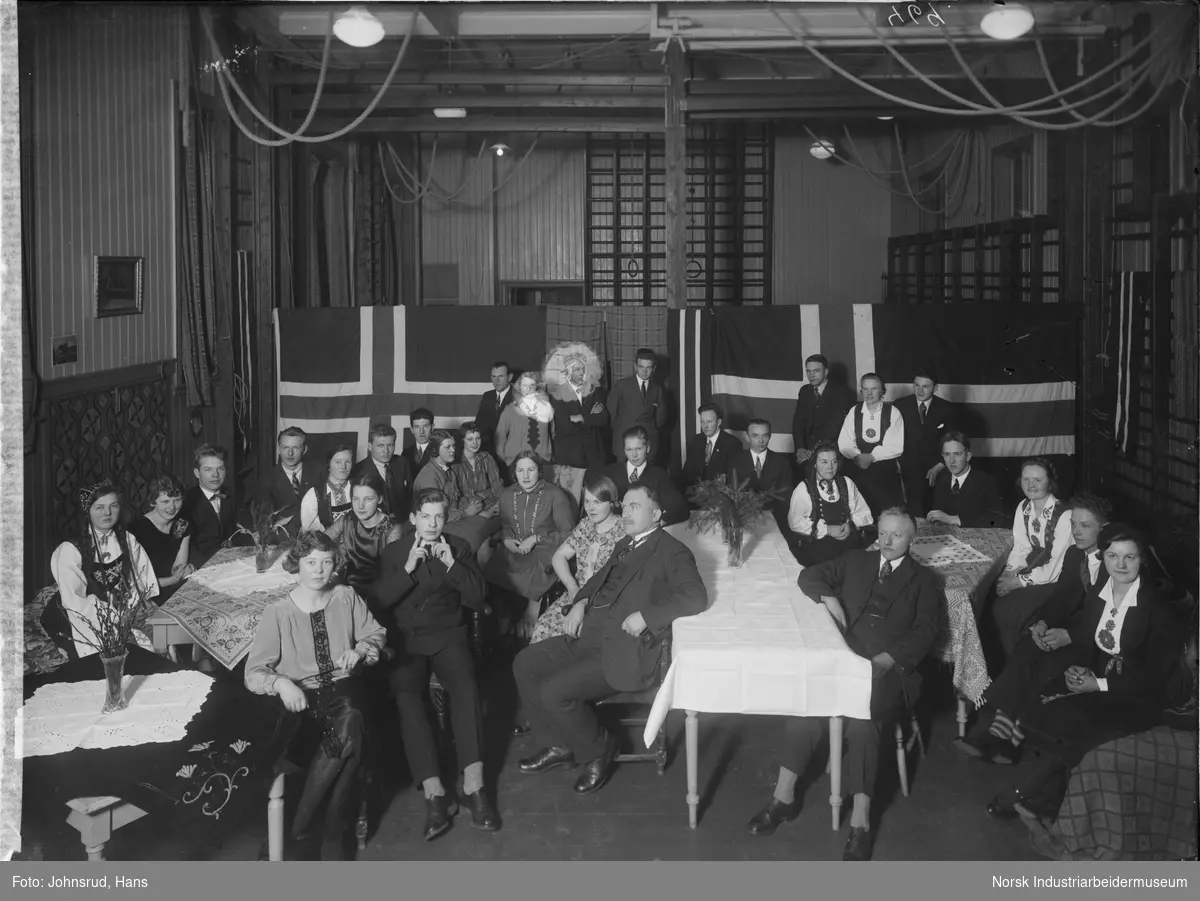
[
  {"left": 595, "top": 632, "right": 673, "bottom": 774},
  {"left": 427, "top": 607, "right": 487, "bottom": 736},
  {"left": 824, "top": 710, "right": 925, "bottom": 799}
]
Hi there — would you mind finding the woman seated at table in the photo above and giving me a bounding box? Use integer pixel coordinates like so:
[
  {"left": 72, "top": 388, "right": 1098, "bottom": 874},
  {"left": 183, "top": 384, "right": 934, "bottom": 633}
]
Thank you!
[
  {"left": 990, "top": 458, "right": 1072, "bottom": 656},
  {"left": 324, "top": 472, "right": 403, "bottom": 593},
  {"left": 787, "top": 442, "right": 874, "bottom": 566},
  {"left": 494, "top": 372, "right": 555, "bottom": 477},
  {"left": 484, "top": 450, "right": 575, "bottom": 638},
  {"left": 965, "top": 525, "right": 1181, "bottom": 824},
  {"left": 413, "top": 428, "right": 500, "bottom": 560},
  {"left": 300, "top": 444, "right": 356, "bottom": 532},
  {"left": 48, "top": 480, "right": 159, "bottom": 660},
  {"left": 245, "top": 530, "right": 387, "bottom": 860},
  {"left": 126, "top": 475, "right": 196, "bottom": 603}
]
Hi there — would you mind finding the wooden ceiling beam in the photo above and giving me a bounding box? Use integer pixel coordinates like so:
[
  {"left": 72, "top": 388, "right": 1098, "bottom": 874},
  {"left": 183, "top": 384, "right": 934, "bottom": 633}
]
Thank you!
[
  {"left": 285, "top": 93, "right": 665, "bottom": 111},
  {"left": 268, "top": 70, "right": 668, "bottom": 87},
  {"left": 298, "top": 116, "right": 665, "bottom": 134}
]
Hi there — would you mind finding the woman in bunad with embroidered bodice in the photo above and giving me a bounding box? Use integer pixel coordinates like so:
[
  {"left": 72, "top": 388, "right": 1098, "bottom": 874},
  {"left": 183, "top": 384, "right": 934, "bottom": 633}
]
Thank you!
[
  {"left": 49, "top": 480, "right": 159, "bottom": 660},
  {"left": 990, "top": 458, "right": 1073, "bottom": 655},
  {"left": 787, "top": 442, "right": 874, "bottom": 566},
  {"left": 300, "top": 445, "right": 356, "bottom": 533}
]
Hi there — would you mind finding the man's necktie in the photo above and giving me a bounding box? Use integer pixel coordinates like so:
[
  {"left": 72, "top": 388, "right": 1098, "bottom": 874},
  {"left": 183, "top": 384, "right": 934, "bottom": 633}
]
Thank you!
[
  {"left": 290, "top": 470, "right": 302, "bottom": 497},
  {"left": 629, "top": 467, "right": 640, "bottom": 485},
  {"left": 641, "top": 380, "right": 648, "bottom": 401},
  {"left": 919, "top": 402, "right": 927, "bottom": 425},
  {"left": 754, "top": 456, "right": 763, "bottom": 476},
  {"left": 951, "top": 478, "right": 960, "bottom": 495},
  {"left": 1079, "top": 556, "right": 1091, "bottom": 589},
  {"left": 210, "top": 494, "right": 222, "bottom": 516},
  {"left": 879, "top": 560, "right": 893, "bottom": 581},
  {"left": 384, "top": 466, "right": 395, "bottom": 492},
  {"left": 704, "top": 441, "right": 713, "bottom": 463}
]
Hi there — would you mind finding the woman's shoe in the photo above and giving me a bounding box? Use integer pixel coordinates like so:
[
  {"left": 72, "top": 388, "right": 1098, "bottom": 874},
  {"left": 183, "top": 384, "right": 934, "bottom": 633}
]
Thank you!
[{"left": 986, "top": 795, "right": 1019, "bottom": 820}]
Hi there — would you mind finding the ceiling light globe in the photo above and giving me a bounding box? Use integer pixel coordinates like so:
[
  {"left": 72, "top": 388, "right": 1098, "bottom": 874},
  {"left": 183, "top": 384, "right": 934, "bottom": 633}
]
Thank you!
[
  {"left": 979, "top": 4, "right": 1035, "bottom": 41},
  {"left": 333, "top": 6, "right": 385, "bottom": 48}
]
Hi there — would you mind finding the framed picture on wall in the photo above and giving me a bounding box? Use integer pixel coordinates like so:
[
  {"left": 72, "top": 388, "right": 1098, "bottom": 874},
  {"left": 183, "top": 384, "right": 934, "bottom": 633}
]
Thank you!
[{"left": 94, "top": 255, "right": 144, "bottom": 318}]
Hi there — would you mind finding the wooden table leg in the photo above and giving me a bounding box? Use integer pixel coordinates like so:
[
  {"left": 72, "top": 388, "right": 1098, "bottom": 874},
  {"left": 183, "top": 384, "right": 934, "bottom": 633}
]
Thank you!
[
  {"left": 828, "top": 716, "right": 843, "bottom": 831},
  {"left": 956, "top": 696, "right": 968, "bottom": 738},
  {"left": 685, "top": 711, "right": 699, "bottom": 829},
  {"left": 268, "top": 772, "right": 286, "bottom": 862}
]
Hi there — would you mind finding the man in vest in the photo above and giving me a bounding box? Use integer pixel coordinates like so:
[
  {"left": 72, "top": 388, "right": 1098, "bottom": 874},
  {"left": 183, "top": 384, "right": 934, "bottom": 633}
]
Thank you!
[{"left": 837, "top": 373, "right": 906, "bottom": 517}]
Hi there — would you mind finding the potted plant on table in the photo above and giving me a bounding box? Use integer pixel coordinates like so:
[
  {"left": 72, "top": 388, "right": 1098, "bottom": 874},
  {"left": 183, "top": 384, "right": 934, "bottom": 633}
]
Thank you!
[
  {"left": 685, "top": 471, "right": 789, "bottom": 568},
  {"left": 227, "top": 501, "right": 294, "bottom": 573},
  {"left": 65, "top": 579, "right": 153, "bottom": 714}
]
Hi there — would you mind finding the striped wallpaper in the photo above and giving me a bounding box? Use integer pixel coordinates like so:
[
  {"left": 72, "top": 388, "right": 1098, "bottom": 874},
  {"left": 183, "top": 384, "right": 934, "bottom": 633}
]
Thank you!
[{"left": 25, "top": 4, "right": 180, "bottom": 379}]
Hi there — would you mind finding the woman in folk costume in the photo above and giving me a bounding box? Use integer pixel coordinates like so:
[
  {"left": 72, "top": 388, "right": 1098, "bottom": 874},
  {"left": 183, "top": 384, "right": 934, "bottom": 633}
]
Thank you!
[
  {"left": 990, "top": 458, "right": 1073, "bottom": 655},
  {"left": 300, "top": 444, "right": 356, "bottom": 532},
  {"left": 48, "top": 480, "right": 159, "bottom": 660},
  {"left": 494, "top": 372, "right": 555, "bottom": 477},
  {"left": 969, "top": 525, "right": 1184, "bottom": 827},
  {"left": 787, "top": 442, "right": 874, "bottom": 566},
  {"left": 836, "top": 373, "right": 905, "bottom": 517},
  {"left": 484, "top": 450, "right": 576, "bottom": 638}
]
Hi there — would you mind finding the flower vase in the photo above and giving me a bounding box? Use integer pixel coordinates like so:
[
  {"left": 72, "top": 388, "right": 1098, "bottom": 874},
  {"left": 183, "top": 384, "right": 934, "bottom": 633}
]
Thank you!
[
  {"left": 725, "top": 524, "right": 745, "bottom": 568},
  {"left": 100, "top": 652, "right": 129, "bottom": 715},
  {"left": 254, "top": 543, "right": 272, "bottom": 574}
]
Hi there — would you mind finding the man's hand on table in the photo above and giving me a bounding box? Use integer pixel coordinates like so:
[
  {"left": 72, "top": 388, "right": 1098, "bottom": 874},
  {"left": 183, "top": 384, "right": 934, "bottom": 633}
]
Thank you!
[
  {"left": 926, "top": 510, "right": 961, "bottom": 527},
  {"left": 275, "top": 679, "right": 308, "bottom": 713},
  {"left": 819, "top": 595, "right": 847, "bottom": 631}
]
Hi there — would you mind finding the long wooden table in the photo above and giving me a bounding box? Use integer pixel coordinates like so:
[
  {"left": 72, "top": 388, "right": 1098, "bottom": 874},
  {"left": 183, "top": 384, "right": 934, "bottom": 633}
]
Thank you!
[{"left": 644, "top": 515, "right": 873, "bottom": 829}]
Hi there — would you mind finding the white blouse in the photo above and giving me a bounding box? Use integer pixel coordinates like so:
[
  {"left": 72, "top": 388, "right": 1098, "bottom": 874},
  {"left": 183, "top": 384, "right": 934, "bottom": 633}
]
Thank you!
[
  {"left": 788, "top": 479, "right": 874, "bottom": 539},
  {"left": 299, "top": 483, "right": 353, "bottom": 532},
  {"left": 838, "top": 403, "right": 905, "bottom": 462},
  {"left": 50, "top": 533, "right": 159, "bottom": 658},
  {"left": 1092, "top": 576, "right": 1140, "bottom": 692},
  {"left": 1004, "top": 495, "right": 1072, "bottom": 586}
]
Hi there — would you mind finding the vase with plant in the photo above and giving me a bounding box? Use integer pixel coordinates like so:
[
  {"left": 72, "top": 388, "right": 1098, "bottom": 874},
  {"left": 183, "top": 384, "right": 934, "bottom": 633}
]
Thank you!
[
  {"left": 685, "top": 470, "right": 790, "bottom": 567},
  {"left": 65, "top": 579, "right": 152, "bottom": 714},
  {"left": 228, "top": 501, "right": 294, "bottom": 573}
]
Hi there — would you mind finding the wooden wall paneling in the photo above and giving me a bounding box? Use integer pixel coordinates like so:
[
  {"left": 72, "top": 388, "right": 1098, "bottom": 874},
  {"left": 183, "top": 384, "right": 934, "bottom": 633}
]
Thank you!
[
  {"left": 206, "top": 96, "right": 238, "bottom": 467},
  {"left": 252, "top": 72, "right": 277, "bottom": 483},
  {"left": 663, "top": 41, "right": 687, "bottom": 310}
]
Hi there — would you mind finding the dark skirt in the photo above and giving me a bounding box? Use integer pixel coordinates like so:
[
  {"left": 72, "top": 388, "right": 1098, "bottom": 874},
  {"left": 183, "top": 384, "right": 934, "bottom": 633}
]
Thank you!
[
  {"left": 990, "top": 582, "right": 1058, "bottom": 656},
  {"left": 846, "top": 459, "right": 904, "bottom": 517}
]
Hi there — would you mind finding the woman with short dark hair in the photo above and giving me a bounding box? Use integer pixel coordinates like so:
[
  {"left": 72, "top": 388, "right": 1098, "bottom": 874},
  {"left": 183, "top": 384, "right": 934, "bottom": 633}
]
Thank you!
[
  {"left": 324, "top": 471, "right": 403, "bottom": 592},
  {"left": 126, "top": 474, "right": 195, "bottom": 602}
]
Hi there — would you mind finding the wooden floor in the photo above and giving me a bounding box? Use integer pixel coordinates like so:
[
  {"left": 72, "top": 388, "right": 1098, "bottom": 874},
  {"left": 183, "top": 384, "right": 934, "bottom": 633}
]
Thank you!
[{"left": 22, "top": 657, "right": 1044, "bottom": 861}]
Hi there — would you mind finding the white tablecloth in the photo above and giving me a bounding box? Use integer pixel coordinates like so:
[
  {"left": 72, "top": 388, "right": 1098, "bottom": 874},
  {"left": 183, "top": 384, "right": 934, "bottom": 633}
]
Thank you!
[
  {"left": 643, "top": 516, "right": 872, "bottom": 746},
  {"left": 18, "top": 670, "right": 214, "bottom": 759},
  {"left": 187, "top": 551, "right": 297, "bottom": 597}
]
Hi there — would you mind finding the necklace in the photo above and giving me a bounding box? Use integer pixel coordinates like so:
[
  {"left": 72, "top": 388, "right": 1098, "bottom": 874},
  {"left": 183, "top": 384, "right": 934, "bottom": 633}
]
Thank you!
[{"left": 513, "top": 485, "right": 544, "bottom": 540}]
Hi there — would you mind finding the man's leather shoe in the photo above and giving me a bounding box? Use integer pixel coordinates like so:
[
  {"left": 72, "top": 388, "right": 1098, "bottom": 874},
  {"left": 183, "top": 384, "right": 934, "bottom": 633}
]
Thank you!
[
  {"left": 462, "top": 789, "right": 502, "bottom": 831},
  {"left": 573, "top": 735, "right": 618, "bottom": 795},
  {"left": 986, "top": 795, "right": 1019, "bottom": 820},
  {"left": 518, "top": 746, "right": 576, "bottom": 774},
  {"left": 511, "top": 721, "right": 532, "bottom": 737},
  {"left": 422, "top": 795, "right": 457, "bottom": 842},
  {"left": 747, "top": 798, "right": 801, "bottom": 836},
  {"left": 842, "top": 826, "right": 874, "bottom": 861}
]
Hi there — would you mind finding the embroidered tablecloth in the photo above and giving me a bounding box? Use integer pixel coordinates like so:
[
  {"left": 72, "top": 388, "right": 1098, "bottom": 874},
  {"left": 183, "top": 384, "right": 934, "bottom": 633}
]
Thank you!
[
  {"left": 155, "top": 547, "right": 297, "bottom": 669},
  {"left": 21, "top": 649, "right": 296, "bottom": 842},
  {"left": 643, "top": 517, "right": 873, "bottom": 745},
  {"left": 908, "top": 521, "right": 1011, "bottom": 705},
  {"left": 18, "top": 671, "right": 213, "bottom": 758}
]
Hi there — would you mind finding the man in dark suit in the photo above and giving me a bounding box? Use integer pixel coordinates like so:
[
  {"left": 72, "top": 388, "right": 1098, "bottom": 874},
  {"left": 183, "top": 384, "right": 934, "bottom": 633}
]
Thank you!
[
  {"left": 608, "top": 348, "right": 669, "bottom": 465},
  {"left": 952, "top": 494, "right": 1114, "bottom": 765},
  {"left": 256, "top": 426, "right": 320, "bottom": 538},
  {"left": 181, "top": 443, "right": 241, "bottom": 568},
  {"left": 513, "top": 483, "right": 707, "bottom": 795},
  {"left": 791, "top": 354, "right": 856, "bottom": 473},
  {"left": 894, "top": 370, "right": 956, "bottom": 517},
  {"left": 602, "top": 426, "right": 689, "bottom": 526},
  {"left": 550, "top": 355, "right": 609, "bottom": 505},
  {"left": 402, "top": 408, "right": 436, "bottom": 475},
  {"left": 371, "top": 488, "right": 497, "bottom": 841},
  {"left": 926, "top": 432, "right": 1006, "bottom": 528},
  {"left": 350, "top": 422, "right": 413, "bottom": 518},
  {"left": 727, "top": 418, "right": 793, "bottom": 533},
  {"left": 746, "top": 508, "right": 939, "bottom": 861},
  {"left": 681, "top": 403, "right": 742, "bottom": 491},
  {"left": 474, "top": 361, "right": 514, "bottom": 454}
]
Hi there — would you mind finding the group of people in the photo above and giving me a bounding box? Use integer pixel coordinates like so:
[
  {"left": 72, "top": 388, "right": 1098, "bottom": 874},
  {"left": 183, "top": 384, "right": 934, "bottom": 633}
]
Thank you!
[{"left": 43, "top": 346, "right": 1196, "bottom": 863}]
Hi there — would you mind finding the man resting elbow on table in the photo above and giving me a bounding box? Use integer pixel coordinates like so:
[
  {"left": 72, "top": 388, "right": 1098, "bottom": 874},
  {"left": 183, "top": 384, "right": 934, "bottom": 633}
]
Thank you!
[{"left": 747, "top": 508, "right": 940, "bottom": 861}]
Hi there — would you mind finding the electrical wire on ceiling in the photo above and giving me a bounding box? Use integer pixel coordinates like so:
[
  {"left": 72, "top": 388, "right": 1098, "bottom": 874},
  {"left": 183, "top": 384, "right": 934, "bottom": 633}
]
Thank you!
[
  {"left": 769, "top": 7, "right": 1191, "bottom": 129},
  {"left": 200, "top": 7, "right": 418, "bottom": 147},
  {"left": 381, "top": 135, "right": 544, "bottom": 207}
]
